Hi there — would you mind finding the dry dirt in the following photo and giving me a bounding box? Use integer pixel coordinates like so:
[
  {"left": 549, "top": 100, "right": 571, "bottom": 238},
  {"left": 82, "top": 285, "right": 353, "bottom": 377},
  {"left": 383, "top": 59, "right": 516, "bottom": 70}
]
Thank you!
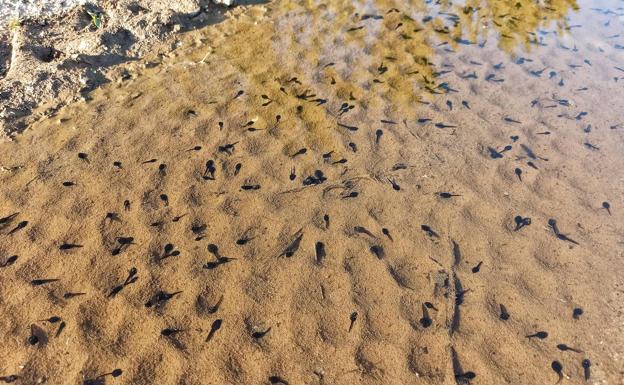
[{"left": 0, "top": 0, "right": 260, "bottom": 137}]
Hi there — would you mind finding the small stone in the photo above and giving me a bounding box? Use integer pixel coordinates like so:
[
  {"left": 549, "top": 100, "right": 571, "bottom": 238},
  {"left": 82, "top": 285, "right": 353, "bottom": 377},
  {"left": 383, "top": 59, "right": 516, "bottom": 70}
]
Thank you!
[{"left": 213, "top": 0, "right": 235, "bottom": 6}]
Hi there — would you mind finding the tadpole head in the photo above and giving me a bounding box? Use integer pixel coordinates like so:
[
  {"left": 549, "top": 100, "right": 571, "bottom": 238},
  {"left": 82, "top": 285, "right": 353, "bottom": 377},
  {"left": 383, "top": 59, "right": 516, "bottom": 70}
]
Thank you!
[
  {"left": 551, "top": 361, "right": 562, "bottom": 372},
  {"left": 27, "top": 335, "right": 39, "bottom": 346}
]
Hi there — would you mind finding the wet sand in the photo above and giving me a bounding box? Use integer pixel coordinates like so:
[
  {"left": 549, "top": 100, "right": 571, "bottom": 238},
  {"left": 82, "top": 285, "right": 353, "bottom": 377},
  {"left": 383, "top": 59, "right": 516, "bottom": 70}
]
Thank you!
[{"left": 1, "top": 0, "right": 623, "bottom": 384}]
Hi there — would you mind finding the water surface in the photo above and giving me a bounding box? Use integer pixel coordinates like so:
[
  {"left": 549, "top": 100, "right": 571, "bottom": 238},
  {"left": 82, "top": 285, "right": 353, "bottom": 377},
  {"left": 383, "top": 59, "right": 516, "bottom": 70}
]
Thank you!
[{"left": 0, "top": 0, "right": 622, "bottom": 384}]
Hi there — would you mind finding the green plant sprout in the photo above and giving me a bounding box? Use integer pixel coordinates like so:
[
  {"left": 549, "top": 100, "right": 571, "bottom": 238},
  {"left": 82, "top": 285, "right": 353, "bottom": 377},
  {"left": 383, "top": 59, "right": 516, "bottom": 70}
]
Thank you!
[
  {"left": 8, "top": 17, "right": 21, "bottom": 31},
  {"left": 86, "top": 10, "right": 104, "bottom": 29}
]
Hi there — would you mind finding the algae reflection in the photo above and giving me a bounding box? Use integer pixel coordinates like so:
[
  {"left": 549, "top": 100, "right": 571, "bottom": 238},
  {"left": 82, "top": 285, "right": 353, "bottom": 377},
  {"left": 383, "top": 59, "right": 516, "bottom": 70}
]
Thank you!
[
  {"left": 208, "top": 0, "right": 580, "bottom": 151},
  {"left": 445, "top": 0, "right": 580, "bottom": 54},
  {"left": 261, "top": 0, "right": 580, "bottom": 95}
]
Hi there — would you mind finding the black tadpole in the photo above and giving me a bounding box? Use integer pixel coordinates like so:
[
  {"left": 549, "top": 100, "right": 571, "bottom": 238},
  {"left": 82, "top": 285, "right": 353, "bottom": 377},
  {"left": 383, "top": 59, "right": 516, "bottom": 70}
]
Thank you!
[
  {"left": 438, "top": 192, "right": 460, "bottom": 198},
  {"left": 280, "top": 229, "right": 303, "bottom": 258},
  {"left": 0, "top": 375, "right": 18, "bottom": 383},
  {"left": 581, "top": 359, "right": 591, "bottom": 380},
  {"left": 55, "top": 321, "right": 66, "bottom": 337},
  {"left": 499, "top": 304, "right": 510, "bottom": 320},
  {"left": 455, "top": 372, "right": 476, "bottom": 381},
  {"left": 27, "top": 325, "right": 39, "bottom": 346},
  {"left": 388, "top": 178, "right": 400, "bottom": 191},
  {"left": 419, "top": 304, "right": 432, "bottom": 328},
  {"left": 8, "top": 220, "right": 28, "bottom": 234},
  {"left": 268, "top": 376, "right": 289, "bottom": 385},
  {"left": 291, "top": 148, "right": 307, "bottom": 157},
  {"left": 206, "top": 319, "right": 222, "bottom": 342},
  {"left": 375, "top": 129, "right": 383, "bottom": 144},
  {"left": 289, "top": 167, "right": 296, "bottom": 181},
  {"left": 97, "top": 369, "right": 123, "bottom": 379},
  {"left": 251, "top": 327, "right": 271, "bottom": 339},
  {"left": 39, "top": 316, "right": 62, "bottom": 324},
  {"left": 557, "top": 343, "right": 583, "bottom": 353},
  {"left": 161, "top": 328, "right": 183, "bottom": 337},
  {"left": 551, "top": 361, "right": 563, "bottom": 384},
  {"left": 573, "top": 307, "right": 584, "bottom": 319},
  {"left": 514, "top": 215, "right": 531, "bottom": 231},
  {"left": 348, "top": 312, "right": 358, "bottom": 332},
  {"left": 548, "top": 219, "right": 579, "bottom": 245},
  {"left": 369, "top": 245, "right": 385, "bottom": 259},
  {"left": 315, "top": 242, "right": 326, "bottom": 263},
  {"left": 1, "top": 255, "right": 17, "bottom": 268},
  {"left": 526, "top": 331, "right": 548, "bottom": 339},
  {"left": 421, "top": 225, "right": 439, "bottom": 238}
]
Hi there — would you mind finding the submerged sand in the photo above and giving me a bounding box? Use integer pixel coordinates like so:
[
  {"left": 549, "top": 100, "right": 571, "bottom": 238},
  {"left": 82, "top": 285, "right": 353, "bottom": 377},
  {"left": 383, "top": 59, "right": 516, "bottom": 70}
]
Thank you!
[{"left": 1, "top": 0, "right": 623, "bottom": 384}]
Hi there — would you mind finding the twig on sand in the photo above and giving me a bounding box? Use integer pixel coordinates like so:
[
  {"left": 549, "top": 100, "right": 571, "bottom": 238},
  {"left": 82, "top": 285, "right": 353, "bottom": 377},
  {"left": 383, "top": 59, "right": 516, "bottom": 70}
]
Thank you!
[{"left": 199, "top": 52, "right": 210, "bottom": 64}]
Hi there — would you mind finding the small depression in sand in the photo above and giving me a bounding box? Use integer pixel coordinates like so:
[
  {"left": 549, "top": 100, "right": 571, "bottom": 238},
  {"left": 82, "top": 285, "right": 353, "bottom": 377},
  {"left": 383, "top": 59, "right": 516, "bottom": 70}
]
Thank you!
[{"left": 1, "top": 0, "right": 623, "bottom": 384}]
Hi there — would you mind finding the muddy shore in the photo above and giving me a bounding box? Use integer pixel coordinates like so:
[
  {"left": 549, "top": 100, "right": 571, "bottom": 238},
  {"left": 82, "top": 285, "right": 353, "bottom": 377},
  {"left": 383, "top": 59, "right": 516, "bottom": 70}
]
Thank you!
[{"left": 0, "top": 0, "right": 262, "bottom": 138}]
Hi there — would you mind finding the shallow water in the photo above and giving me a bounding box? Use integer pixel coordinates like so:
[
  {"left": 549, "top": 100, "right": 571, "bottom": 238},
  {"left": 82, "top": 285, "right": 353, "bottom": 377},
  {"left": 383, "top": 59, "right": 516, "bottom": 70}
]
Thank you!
[{"left": 0, "top": 0, "right": 623, "bottom": 384}]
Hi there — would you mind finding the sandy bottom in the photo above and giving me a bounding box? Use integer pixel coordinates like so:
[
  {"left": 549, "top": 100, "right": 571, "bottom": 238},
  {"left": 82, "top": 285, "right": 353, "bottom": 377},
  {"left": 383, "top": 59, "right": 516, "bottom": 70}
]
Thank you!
[{"left": 1, "top": 0, "right": 623, "bottom": 384}]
